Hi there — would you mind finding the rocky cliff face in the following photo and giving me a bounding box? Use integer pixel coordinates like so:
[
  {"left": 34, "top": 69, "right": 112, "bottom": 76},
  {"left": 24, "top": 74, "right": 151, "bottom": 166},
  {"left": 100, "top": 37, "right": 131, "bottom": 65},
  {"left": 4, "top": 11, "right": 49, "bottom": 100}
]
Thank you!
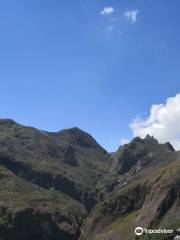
[
  {"left": 0, "top": 119, "right": 179, "bottom": 240},
  {"left": 114, "top": 135, "right": 174, "bottom": 174}
]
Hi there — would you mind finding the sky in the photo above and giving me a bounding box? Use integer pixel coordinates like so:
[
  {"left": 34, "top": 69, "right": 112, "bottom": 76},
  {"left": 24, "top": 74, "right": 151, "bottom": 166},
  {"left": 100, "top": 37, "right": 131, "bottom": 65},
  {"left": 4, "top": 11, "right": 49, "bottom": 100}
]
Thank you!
[{"left": 0, "top": 0, "right": 180, "bottom": 151}]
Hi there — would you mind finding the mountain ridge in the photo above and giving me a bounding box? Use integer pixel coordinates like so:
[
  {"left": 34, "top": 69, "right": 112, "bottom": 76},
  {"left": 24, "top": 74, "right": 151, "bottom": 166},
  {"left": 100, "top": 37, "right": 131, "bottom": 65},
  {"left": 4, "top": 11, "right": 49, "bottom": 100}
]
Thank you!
[{"left": 0, "top": 119, "right": 179, "bottom": 240}]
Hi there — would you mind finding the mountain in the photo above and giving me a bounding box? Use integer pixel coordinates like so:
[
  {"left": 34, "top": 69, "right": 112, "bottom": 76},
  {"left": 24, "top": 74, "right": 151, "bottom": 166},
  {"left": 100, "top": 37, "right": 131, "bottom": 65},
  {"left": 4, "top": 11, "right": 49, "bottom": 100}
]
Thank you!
[
  {"left": 0, "top": 119, "right": 180, "bottom": 240},
  {"left": 81, "top": 135, "right": 180, "bottom": 240},
  {"left": 0, "top": 119, "right": 111, "bottom": 240}
]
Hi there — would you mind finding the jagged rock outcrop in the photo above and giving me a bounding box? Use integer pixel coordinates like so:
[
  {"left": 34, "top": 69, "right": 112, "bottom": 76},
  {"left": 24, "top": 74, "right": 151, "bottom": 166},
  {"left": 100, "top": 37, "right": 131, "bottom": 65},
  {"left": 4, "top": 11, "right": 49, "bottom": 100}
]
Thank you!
[{"left": 114, "top": 135, "right": 174, "bottom": 174}]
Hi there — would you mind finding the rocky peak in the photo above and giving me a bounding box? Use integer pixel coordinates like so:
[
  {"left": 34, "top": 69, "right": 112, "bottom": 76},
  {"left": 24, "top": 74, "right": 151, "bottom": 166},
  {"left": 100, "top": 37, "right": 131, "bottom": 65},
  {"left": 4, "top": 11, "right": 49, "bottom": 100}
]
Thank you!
[
  {"left": 114, "top": 135, "right": 175, "bottom": 174},
  {"left": 144, "top": 134, "right": 158, "bottom": 143},
  {"left": 57, "top": 127, "right": 104, "bottom": 150}
]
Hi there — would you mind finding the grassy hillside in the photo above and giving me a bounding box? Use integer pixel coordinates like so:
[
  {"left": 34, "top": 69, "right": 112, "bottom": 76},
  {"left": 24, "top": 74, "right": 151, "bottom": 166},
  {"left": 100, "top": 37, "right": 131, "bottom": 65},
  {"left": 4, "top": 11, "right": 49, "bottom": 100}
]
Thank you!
[{"left": 81, "top": 137, "right": 180, "bottom": 240}]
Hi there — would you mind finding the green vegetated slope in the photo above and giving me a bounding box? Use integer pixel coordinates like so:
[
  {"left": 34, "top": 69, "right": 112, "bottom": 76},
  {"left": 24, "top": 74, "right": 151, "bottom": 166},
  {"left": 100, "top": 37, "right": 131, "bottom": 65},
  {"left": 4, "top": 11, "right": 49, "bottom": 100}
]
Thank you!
[
  {"left": 0, "top": 165, "right": 86, "bottom": 240},
  {"left": 81, "top": 136, "right": 180, "bottom": 240},
  {"left": 0, "top": 119, "right": 111, "bottom": 240},
  {"left": 0, "top": 119, "right": 180, "bottom": 240}
]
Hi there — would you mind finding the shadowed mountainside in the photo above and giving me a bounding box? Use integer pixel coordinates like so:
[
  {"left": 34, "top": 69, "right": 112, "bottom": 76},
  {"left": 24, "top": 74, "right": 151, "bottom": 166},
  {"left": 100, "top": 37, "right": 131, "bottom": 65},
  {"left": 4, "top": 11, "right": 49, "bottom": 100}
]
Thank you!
[
  {"left": 0, "top": 119, "right": 111, "bottom": 239},
  {"left": 0, "top": 119, "right": 179, "bottom": 240}
]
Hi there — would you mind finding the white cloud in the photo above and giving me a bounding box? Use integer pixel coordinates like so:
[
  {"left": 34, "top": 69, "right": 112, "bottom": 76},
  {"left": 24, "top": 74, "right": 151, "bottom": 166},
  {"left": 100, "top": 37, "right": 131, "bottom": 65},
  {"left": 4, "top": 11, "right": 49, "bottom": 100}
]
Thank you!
[
  {"left": 125, "top": 9, "right": 139, "bottom": 23},
  {"left": 130, "top": 93, "right": 180, "bottom": 150},
  {"left": 120, "top": 138, "right": 130, "bottom": 145},
  {"left": 101, "top": 6, "right": 114, "bottom": 16}
]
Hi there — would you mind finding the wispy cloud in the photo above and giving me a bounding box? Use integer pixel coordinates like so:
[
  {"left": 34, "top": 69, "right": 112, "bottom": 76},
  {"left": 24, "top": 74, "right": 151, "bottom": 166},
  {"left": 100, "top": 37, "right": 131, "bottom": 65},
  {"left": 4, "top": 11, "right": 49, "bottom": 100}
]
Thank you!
[
  {"left": 120, "top": 138, "right": 130, "bottom": 145},
  {"left": 125, "top": 10, "right": 139, "bottom": 23},
  {"left": 101, "top": 6, "right": 114, "bottom": 16}
]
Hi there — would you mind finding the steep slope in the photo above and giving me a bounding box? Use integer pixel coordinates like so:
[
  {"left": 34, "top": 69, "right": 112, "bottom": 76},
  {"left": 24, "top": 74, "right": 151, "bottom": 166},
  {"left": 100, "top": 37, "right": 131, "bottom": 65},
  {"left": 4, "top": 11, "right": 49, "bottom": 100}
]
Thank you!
[
  {"left": 0, "top": 164, "right": 86, "bottom": 240},
  {"left": 81, "top": 136, "right": 180, "bottom": 240},
  {"left": 114, "top": 135, "right": 174, "bottom": 174},
  {"left": 0, "top": 119, "right": 111, "bottom": 239}
]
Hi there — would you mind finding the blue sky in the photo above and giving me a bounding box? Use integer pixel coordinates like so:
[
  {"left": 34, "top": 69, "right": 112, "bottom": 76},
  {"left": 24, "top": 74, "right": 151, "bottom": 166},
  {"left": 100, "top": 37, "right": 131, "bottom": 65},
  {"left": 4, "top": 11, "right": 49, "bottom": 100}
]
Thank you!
[{"left": 0, "top": 0, "right": 180, "bottom": 151}]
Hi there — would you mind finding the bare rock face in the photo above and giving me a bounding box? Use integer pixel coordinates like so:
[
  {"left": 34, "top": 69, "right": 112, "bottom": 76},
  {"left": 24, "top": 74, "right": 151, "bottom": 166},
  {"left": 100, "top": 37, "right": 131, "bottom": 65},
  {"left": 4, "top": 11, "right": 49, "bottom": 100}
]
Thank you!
[{"left": 63, "top": 146, "right": 79, "bottom": 167}]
